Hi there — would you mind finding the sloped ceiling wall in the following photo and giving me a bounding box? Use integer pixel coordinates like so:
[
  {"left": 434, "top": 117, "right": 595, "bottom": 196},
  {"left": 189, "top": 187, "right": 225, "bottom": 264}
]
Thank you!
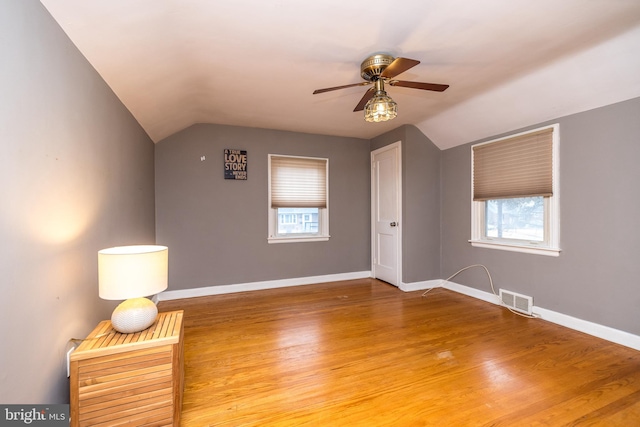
[{"left": 40, "top": 0, "right": 640, "bottom": 149}]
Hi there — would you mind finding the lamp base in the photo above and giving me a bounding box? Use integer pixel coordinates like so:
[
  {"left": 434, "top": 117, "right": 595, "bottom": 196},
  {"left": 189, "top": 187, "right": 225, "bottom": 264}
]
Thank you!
[{"left": 111, "top": 297, "right": 158, "bottom": 333}]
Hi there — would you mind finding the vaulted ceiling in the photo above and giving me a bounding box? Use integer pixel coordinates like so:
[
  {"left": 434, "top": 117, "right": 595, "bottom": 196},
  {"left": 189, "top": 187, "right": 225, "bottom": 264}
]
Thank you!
[{"left": 40, "top": 0, "right": 640, "bottom": 149}]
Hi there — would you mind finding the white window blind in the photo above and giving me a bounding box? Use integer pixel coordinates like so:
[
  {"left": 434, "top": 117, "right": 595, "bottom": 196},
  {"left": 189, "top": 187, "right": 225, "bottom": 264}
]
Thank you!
[
  {"left": 473, "top": 127, "right": 554, "bottom": 201},
  {"left": 270, "top": 156, "right": 327, "bottom": 208}
]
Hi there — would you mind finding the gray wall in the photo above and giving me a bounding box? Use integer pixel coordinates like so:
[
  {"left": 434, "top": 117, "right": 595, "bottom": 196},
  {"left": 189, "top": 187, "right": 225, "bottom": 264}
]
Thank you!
[
  {"left": 0, "top": 1, "right": 156, "bottom": 403},
  {"left": 155, "top": 124, "right": 371, "bottom": 290},
  {"left": 441, "top": 97, "right": 640, "bottom": 335},
  {"left": 371, "top": 125, "right": 442, "bottom": 284}
]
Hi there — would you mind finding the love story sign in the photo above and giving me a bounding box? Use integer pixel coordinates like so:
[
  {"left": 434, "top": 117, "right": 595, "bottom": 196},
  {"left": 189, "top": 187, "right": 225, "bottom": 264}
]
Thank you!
[{"left": 224, "top": 149, "right": 247, "bottom": 180}]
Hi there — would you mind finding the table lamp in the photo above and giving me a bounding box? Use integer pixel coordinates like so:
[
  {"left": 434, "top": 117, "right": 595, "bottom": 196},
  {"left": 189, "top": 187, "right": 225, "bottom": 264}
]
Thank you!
[{"left": 98, "top": 245, "right": 168, "bottom": 333}]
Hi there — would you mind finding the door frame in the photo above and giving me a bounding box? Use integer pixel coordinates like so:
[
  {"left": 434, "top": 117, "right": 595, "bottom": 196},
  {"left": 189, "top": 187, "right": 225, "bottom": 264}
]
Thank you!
[{"left": 371, "top": 141, "right": 402, "bottom": 287}]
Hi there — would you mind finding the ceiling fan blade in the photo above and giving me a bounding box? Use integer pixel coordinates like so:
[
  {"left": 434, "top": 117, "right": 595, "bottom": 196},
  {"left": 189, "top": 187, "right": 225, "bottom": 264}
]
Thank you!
[
  {"left": 353, "top": 88, "right": 375, "bottom": 112},
  {"left": 313, "top": 82, "right": 370, "bottom": 94},
  {"left": 389, "top": 80, "right": 449, "bottom": 92},
  {"left": 380, "top": 57, "right": 420, "bottom": 79}
]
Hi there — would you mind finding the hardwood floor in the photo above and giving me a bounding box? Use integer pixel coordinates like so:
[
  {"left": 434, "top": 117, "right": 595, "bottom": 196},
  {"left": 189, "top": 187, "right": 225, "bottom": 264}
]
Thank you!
[{"left": 157, "top": 279, "right": 640, "bottom": 426}]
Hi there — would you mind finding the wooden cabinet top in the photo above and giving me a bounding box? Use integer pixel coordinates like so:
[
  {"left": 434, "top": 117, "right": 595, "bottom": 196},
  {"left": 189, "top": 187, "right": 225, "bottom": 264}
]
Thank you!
[{"left": 71, "top": 310, "right": 184, "bottom": 361}]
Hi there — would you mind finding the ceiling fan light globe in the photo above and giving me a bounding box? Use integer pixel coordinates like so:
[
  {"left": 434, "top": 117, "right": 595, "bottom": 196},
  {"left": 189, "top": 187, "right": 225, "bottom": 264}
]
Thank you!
[{"left": 364, "top": 91, "right": 397, "bottom": 123}]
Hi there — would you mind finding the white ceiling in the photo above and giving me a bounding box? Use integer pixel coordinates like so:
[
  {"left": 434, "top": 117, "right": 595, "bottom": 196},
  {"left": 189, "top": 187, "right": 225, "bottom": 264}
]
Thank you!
[{"left": 40, "top": 0, "right": 640, "bottom": 149}]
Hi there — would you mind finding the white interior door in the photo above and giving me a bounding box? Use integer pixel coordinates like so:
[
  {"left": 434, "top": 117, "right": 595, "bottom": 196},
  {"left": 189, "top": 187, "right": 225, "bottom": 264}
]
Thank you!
[{"left": 371, "top": 142, "right": 401, "bottom": 286}]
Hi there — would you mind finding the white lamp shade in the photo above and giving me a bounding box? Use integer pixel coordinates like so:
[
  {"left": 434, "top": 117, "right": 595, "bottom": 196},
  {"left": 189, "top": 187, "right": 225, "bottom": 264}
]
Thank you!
[{"left": 98, "top": 245, "right": 168, "bottom": 300}]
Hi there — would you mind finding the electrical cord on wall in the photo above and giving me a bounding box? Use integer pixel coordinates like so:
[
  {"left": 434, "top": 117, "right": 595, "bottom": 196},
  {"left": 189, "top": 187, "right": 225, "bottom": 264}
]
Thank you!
[{"left": 421, "top": 264, "right": 540, "bottom": 319}]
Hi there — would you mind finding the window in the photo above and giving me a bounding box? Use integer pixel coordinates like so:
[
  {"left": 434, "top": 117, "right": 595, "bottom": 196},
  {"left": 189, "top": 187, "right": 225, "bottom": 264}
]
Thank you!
[
  {"left": 268, "top": 155, "right": 329, "bottom": 243},
  {"left": 279, "top": 213, "right": 297, "bottom": 224},
  {"left": 470, "top": 124, "right": 560, "bottom": 256}
]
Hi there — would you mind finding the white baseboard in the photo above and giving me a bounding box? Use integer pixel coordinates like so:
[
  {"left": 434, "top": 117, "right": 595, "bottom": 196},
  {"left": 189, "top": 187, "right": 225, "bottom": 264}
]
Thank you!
[
  {"left": 400, "top": 279, "right": 444, "bottom": 292},
  {"left": 533, "top": 306, "right": 640, "bottom": 352},
  {"left": 441, "top": 280, "right": 502, "bottom": 305},
  {"left": 401, "top": 279, "right": 640, "bottom": 351},
  {"left": 156, "top": 271, "right": 372, "bottom": 302}
]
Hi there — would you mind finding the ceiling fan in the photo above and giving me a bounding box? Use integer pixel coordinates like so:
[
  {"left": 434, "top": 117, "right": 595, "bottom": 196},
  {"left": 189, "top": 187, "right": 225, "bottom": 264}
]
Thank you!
[{"left": 313, "top": 54, "right": 449, "bottom": 122}]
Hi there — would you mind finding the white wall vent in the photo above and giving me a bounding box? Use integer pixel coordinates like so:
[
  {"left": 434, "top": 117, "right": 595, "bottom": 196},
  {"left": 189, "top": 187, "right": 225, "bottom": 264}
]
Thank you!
[{"left": 499, "top": 289, "right": 533, "bottom": 315}]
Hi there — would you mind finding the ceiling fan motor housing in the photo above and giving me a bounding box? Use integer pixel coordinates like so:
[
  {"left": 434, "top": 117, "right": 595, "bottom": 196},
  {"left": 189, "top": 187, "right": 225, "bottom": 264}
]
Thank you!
[{"left": 360, "top": 54, "right": 395, "bottom": 81}]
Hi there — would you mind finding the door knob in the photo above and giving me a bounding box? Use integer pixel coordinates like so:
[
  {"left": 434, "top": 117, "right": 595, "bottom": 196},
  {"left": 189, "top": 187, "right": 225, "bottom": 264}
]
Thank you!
[{"left": 390, "top": 222, "right": 397, "bottom": 227}]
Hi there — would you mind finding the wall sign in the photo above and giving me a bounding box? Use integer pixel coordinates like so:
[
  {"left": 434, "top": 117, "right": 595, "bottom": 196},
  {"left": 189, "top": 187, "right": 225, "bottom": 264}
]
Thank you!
[{"left": 224, "top": 149, "right": 247, "bottom": 180}]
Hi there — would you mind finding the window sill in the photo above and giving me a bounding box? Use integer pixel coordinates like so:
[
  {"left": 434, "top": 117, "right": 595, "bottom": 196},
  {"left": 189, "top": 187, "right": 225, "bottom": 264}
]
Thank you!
[
  {"left": 268, "top": 235, "right": 330, "bottom": 244},
  {"left": 469, "top": 239, "right": 560, "bottom": 257}
]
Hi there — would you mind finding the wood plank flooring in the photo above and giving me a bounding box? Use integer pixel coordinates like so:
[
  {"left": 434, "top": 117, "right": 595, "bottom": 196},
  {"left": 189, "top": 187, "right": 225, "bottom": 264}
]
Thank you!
[{"left": 157, "top": 278, "right": 640, "bottom": 426}]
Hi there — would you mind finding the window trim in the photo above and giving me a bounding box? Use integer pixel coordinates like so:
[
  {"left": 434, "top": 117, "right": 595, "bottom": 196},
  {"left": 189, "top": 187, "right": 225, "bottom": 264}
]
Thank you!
[
  {"left": 469, "top": 124, "right": 560, "bottom": 256},
  {"left": 268, "top": 154, "right": 329, "bottom": 244}
]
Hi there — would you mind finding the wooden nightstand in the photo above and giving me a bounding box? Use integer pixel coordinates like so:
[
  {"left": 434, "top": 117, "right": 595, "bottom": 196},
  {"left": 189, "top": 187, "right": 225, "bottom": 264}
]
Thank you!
[{"left": 70, "top": 310, "right": 184, "bottom": 427}]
